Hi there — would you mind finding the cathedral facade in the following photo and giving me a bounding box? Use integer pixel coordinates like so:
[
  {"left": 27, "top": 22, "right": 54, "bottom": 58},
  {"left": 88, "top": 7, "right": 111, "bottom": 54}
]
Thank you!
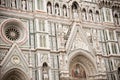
[{"left": 0, "top": 0, "right": 120, "bottom": 80}]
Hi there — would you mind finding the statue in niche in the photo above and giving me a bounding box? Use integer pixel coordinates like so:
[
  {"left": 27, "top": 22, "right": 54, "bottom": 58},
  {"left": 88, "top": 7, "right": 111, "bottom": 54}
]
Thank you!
[
  {"left": 0, "top": 0, "right": 5, "bottom": 6},
  {"left": 96, "top": 14, "right": 100, "bottom": 22},
  {"left": 63, "top": 7, "right": 67, "bottom": 16},
  {"left": 82, "top": 12, "right": 86, "bottom": 21},
  {"left": 72, "top": 7, "right": 78, "bottom": 19},
  {"left": 81, "top": 8, "right": 87, "bottom": 21},
  {"left": 89, "top": 10, "right": 93, "bottom": 21},
  {"left": 55, "top": 7, "right": 59, "bottom": 15},
  {"left": 47, "top": 3, "right": 52, "bottom": 14},
  {"left": 11, "top": 0, "right": 16, "bottom": 8},
  {"left": 118, "top": 67, "right": 120, "bottom": 79},
  {"left": 42, "top": 63, "right": 49, "bottom": 80},
  {"left": 47, "top": 6, "right": 51, "bottom": 14},
  {"left": 22, "top": 0, "right": 26, "bottom": 10}
]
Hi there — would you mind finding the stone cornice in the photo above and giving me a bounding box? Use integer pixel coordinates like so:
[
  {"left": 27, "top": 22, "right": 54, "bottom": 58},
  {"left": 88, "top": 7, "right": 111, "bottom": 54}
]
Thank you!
[
  {"left": 0, "top": 7, "right": 34, "bottom": 19},
  {"left": 0, "top": 6, "right": 120, "bottom": 29},
  {"left": 96, "top": 54, "right": 120, "bottom": 59}
]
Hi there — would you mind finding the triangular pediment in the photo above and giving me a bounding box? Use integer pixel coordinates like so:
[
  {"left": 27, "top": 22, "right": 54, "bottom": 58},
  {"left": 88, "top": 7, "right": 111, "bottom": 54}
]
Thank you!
[
  {"left": 66, "top": 22, "right": 94, "bottom": 56},
  {"left": 1, "top": 43, "right": 29, "bottom": 74}
]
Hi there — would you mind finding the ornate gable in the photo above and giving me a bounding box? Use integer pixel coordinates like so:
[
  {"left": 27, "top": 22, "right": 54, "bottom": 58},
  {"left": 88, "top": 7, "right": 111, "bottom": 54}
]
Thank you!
[
  {"left": 66, "top": 22, "right": 94, "bottom": 56},
  {"left": 1, "top": 43, "right": 29, "bottom": 75}
]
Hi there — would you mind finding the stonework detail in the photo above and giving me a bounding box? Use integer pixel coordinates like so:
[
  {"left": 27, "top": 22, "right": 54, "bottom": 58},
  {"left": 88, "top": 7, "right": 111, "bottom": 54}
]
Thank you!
[{"left": 0, "top": 0, "right": 120, "bottom": 80}]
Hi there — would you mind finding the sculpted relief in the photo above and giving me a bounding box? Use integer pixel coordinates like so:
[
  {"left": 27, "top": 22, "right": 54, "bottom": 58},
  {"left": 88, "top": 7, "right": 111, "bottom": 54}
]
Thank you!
[{"left": 71, "top": 64, "right": 86, "bottom": 79}]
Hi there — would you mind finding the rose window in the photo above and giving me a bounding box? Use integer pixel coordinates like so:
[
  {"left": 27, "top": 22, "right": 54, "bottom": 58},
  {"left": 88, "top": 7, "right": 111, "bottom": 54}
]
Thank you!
[
  {"left": 5, "top": 26, "right": 20, "bottom": 41},
  {"left": 0, "top": 18, "right": 28, "bottom": 44}
]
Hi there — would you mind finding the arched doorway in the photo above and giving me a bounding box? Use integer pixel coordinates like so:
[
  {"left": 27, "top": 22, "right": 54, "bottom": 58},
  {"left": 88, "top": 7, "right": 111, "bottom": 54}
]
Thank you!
[
  {"left": 2, "top": 68, "right": 28, "bottom": 80},
  {"left": 69, "top": 50, "right": 96, "bottom": 80}
]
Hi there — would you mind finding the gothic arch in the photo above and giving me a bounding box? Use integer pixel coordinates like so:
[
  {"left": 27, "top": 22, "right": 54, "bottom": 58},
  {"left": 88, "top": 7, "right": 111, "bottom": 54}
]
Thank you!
[
  {"left": 55, "top": 3, "right": 60, "bottom": 15},
  {"left": 62, "top": 4, "right": 67, "bottom": 16},
  {"left": 71, "top": 1, "right": 79, "bottom": 19},
  {"left": 1, "top": 68, "right": 29, "bottom": 80},
  {"left": 81, "top": 8, "right": 87, "bottom": 20},
  {"left": 88, "top": 9, "right": 93, "bottom": 21},
  {"left": 42, "top": 62, "right": 49, "bottom": 80},
  {"left": 69, "top": 49, "right": 97, "bottom": 69},
  {"left": 72, "top": 1, "right": 79, "bottom": 9},
  {"left": 47, "top": 1, "right": 52, "bottom": 14},
  {"left": 96, "top": 10, "right": 99, "bottom": 14},
  {"left": 95, "top": 10, "right": 100, "bottom": 22},
  {"left": 113, "top": 12, "right": 119, "bottom": 25},
  {"left": 68, "top": 49, "right": 97, "bottom": 80}
]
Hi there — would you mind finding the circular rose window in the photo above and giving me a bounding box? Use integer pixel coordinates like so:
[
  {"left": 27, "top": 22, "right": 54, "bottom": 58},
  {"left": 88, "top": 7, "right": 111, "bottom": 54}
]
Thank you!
[
  {"left": 5, "top": 25, "right": 20, "bottom": 41},
  {"left": 0, "top": 18, "right": 28, "bottom": 45}
]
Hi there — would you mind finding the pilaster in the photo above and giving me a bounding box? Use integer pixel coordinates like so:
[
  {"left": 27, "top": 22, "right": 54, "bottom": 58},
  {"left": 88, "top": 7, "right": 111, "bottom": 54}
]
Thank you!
[
  {"left": 102, "top": 7, "right": 107, "bottom": 22},
  {"left": 38, "top": 68, "right": 42, "bottom": 80},
  {"left": 49, "top": 69, "right": 52, "bottom": 80},
  {"left": 45, "top": 20, "right": 49, "bottom": 49},
  {"left": 43, "top": 0, "right": 47, "bottom": 12},
  {"left": 35, "top": 19, "right": 40, "bottom": 48},
  {"left": 59, "top": 50, "right": 69, "bottom": 80},
  {"left": 110, "top": 9, "right": 114, "bottom": 23},
  {"left": 37, "top": 53, "right": 42, "bottom": 80},
  {"left": 29, "top": 47, "right": 33, "bottom": 80},
  {"left": 69, "top": 5, "right": 72, "bottom": 19},
  {"left": 35, "top": 0, "right": 38, "bottom": 10}
]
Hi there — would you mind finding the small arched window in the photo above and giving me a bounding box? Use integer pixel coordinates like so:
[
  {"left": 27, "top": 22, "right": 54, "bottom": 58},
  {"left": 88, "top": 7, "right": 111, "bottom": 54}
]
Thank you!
[
  {"left": 96, "top": 11, "right": 100, "bottom": 22},
  {"left": 89, "top": 10, "right": 93, "bottom": 21},
  {"left": 82, "top": 8, "right": 87, "bottom": 21},
  {"left": 47, "top": 2, "right": 52, "bottom": 14},
  {"left": 72, "top": 2, "right": 78, "bottom": 19},
  {"left": 55, "top": 3, "right": 59, "bottom": 15},
  {"left": 63, "top": 5, "right": 67, "bottom": 16}
]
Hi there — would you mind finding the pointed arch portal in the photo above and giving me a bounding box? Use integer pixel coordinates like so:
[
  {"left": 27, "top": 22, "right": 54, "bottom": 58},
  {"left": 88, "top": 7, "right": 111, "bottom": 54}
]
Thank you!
[
  {"left": 2, "top": 68, "right": 28, "bottom": 80},
  {"left": 69, "top": 49, "right": 97, "bottom": 80}
]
